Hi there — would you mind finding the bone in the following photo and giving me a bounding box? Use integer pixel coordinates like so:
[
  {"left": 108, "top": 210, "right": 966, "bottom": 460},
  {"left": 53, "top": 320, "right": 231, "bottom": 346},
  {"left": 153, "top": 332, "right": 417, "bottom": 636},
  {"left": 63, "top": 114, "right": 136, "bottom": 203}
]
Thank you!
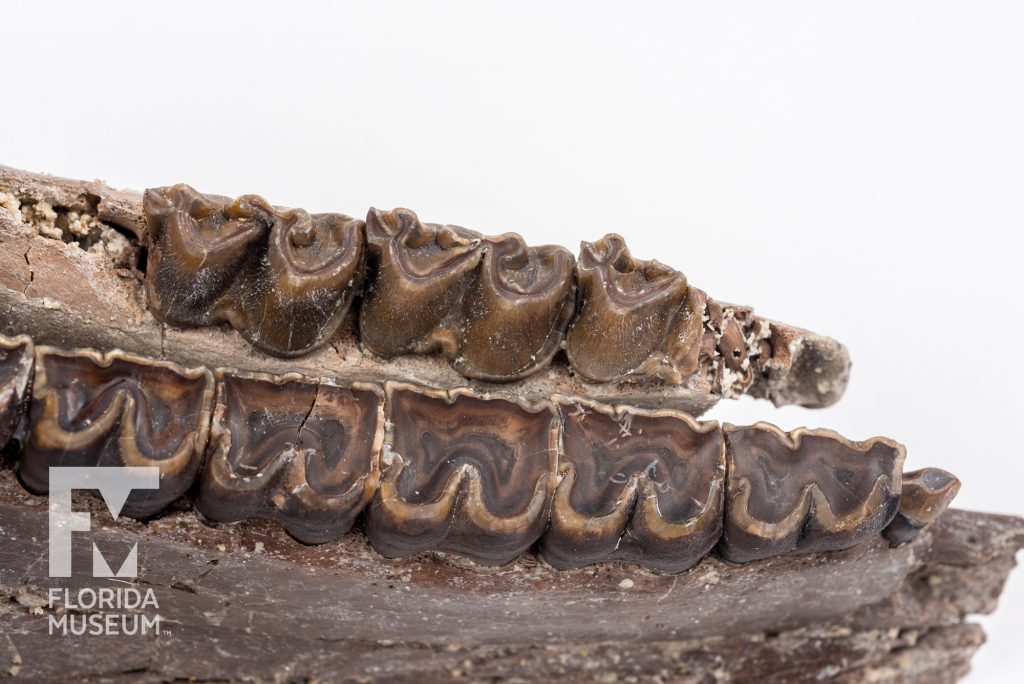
[{"left": 0, "top": 163, "right": 950, "bottom": 570}]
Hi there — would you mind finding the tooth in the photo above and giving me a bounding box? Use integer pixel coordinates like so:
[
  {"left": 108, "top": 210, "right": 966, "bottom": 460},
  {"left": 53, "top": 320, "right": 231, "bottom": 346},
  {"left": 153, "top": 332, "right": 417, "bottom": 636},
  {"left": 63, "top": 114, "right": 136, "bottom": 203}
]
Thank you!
[
  {"left": 196, "top": 369, "right": 383, "bottom": 544},
  {"left": 19, "top": 346, "right": 214, "bottom": 518}
]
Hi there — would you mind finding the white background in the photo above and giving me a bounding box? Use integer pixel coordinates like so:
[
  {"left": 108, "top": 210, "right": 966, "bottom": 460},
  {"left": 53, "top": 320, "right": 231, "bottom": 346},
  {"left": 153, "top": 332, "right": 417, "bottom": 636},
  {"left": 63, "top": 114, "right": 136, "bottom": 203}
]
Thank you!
[{"left": 2, "top": 2, "right": 1021, "bottom": 680}]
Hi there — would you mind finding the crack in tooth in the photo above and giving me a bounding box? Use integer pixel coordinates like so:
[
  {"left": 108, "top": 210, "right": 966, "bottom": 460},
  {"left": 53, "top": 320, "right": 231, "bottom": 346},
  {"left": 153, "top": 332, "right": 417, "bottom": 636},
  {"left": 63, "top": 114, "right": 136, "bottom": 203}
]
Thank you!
[{"left": 0, "top": 334, "right": 956, "bottom": 571}]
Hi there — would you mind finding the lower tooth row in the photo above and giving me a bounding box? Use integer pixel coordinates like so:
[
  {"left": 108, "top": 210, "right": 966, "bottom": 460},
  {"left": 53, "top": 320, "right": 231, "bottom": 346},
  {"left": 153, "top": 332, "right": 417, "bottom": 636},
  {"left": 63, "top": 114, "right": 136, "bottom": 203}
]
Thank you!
[{"left": 0, "top": 332, "right": 959, "bottom": 573}]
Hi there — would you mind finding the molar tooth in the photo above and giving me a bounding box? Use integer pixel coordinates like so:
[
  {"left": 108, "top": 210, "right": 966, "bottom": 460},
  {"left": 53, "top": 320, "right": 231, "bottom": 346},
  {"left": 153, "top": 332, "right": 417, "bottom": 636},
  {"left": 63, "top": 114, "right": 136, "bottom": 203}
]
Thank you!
[
  {"left": 19, "top": 346, "right": 214, "bottom": 518},
  {"left": 196, "top": 370, "right": 383, "bottom": 544},
  {"left": 360, "top": 209, "right": 576, "bottom": 382},
  {"left": 566, "top": 234, "right": 704, "bottom": 384},
  {"left": 541, "top": 396, "right": 724, "bottom": 574},
  {"left": 457, "top": 233, "right": 576, "bottom": 381},
  {"left": 719, "top": 423, "right": 905, "bottom": 563},
  {"left": 144, "top": 185, "right": 364, "bottom": 357},
  {"left": 359, "top": 208, "right": 483, "bottom": 360},
  {"left": 364, "top": 382, "right": 559, "bottom": 566}
]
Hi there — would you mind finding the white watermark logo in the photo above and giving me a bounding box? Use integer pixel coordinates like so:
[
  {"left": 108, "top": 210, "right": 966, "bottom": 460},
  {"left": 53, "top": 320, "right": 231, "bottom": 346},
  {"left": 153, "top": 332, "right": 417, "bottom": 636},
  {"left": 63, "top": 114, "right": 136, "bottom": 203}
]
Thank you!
[
  {"left": 46, "top": 466, "right": 164, "bottom": 636},
  {"left": 48, "top": 466, "right": 159, "bottom": 578}
]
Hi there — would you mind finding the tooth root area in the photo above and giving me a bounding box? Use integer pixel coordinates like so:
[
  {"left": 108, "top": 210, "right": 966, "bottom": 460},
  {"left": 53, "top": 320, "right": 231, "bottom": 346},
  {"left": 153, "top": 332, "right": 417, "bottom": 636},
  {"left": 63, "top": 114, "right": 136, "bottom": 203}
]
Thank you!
[{"left": 0, "top": 333, "right": 955, "bottom": 572}]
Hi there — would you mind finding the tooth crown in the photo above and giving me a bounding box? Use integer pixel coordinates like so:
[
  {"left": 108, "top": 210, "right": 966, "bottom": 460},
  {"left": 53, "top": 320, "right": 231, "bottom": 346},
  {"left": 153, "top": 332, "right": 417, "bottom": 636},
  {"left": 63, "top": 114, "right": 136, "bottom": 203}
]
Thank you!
[
  {"left": 196, "top": 370, "right": 384, "bottom": 544},
  {"left": 18, "top": 346, "right": 214, "bottom": 518},
  {"left": 364, "top": 383, "right": 559, "bottom": 565},
  {"left": 720, "top": 424, "right": 905, "bottom": 563},
  {"left": 0, "top": 338, "right": 951, "bottom": 571},
  {"left": 144, "top": 184, "right": 365, "bottom": 357},
  {"left": 360, "top": 208, "right": 576, "bottom": 382},
  {"left": 884, "top": 467, "right": 961, "bottom": 546},
  {"left": 138, "top": 187, "right": 849, "bottom": 410},
  {"left": 567, "top": 234, "right": 705, "bottom": 383},
  {"left": 542, "top": 397, "right": 725, "bottom": 573}
]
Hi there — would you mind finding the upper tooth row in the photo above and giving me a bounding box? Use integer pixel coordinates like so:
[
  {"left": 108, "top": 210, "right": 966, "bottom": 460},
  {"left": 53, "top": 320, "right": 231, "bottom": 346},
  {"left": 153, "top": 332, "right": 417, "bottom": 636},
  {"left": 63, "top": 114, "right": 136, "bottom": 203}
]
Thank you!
[{"left": 143, "top": 185, "right": 845, "bottom": 407}]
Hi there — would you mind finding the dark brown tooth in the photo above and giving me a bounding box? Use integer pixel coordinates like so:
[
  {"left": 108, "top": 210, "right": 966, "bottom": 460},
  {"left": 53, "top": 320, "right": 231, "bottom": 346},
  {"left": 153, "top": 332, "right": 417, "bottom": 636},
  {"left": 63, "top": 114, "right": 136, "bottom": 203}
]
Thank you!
[
  {"left": 458, "top": 234, "right": 576, "bottom": 381},
  {"left": 19, "top": 346, "right": 214, "bottom": 518},
  {"left": 541, "top": 397, "right": 724, "bottom": 573},
  {"left": 360, "top": 209, "right": 577, "bottom": 382},
  {"left": 566, "top": 234, "right": 705, "bottom": 384},
  {"left": 360, "top": 208, "right": 483, "bottom": 359},
  {"left": 144, "top": 185, "right": 267, "bottom": 325},
  {"left": 364, "top": 382, "right": 558, "bottom": 565},
  {"left": 144, "top": 185, "right": 364, "bottom": 357},
  {"left": 196, "top": 370, "right": 383, "bottom": 544},
  {"left": 884, "top": 468, "right": 961, "bottom": 546},
  {"left": 0, "top": 333, "right": 33, "bottom": 450},
  {"left": 720, "top": 423, "right": 904, "bottom": 563}
]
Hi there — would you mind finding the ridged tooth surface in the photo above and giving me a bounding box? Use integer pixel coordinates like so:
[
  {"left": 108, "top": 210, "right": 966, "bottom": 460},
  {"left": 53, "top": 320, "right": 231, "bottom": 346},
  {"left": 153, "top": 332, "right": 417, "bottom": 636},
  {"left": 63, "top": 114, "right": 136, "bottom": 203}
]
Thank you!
[
  {"left": 541, "top": 396, "right": 725, "bottom": 573},
  {"left": 566, "top": 234, "right": 705, "bottom": 384},
  {"left": 720, "top": 423, "right": 905, "bottom": 563},
  {"left": 134, "top": 183, "right": 852, "bottom": 409},
  {"left": 884, "top": 467, "right": 961, "bottom": 546},
  {"left": 196, "top": 370, "right": 384, "bottom": 544},
  {"left": 0, "top": 337, "right": 952, "bottom": 569},
  {"left": 144, "top": 185, "right": 364, "bottom": 357},
  {"left": 364, "top": 382, "right": 559, "bottom": 566},
  {"left": 19, "top": 346, "right": 214, "bottom": 518},
  {"left": 360, "top": 208, "right": 576, "bottom": 382},
  {"left": 456, "top": 232, "right": 576, "bottom": 381},
  {"left": 360, "top": 208, "right": 485, "bottom": 359}
]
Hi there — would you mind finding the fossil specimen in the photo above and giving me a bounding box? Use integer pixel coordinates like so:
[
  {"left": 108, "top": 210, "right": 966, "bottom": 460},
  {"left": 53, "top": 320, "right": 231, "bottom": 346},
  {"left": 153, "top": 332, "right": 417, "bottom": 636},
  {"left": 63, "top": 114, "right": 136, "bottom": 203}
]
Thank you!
[
  {"left": 0, "top": 166, "right": 963, "bottom": 567},
  {"left": 720, "top": 423, "right": 905, "bottom": 563},
  {"left": 361, "top": 208, "right": 577, "bottom": 382},
  {"left": 18, "top": 345, "right": 214, "bottom": 518},
  {"left": 0, "top": 333, "right": 954, "bottom": 570},
  {"left": 130, "top": 181, "right": 853, "bottom": 412},
  {"left": 144, "top": 184, "right": 365, "bottom": 357},
  {"left": 566, "top": 234, "right": 705, "bottom": 384},
  {"left": 364, "top": 383, "right": 559, "bottom": 565},
  {"left": 884, "top": 467, "right": 962, "bottom": 546},
  {"left": 541, "top": 397, "right": 724, "bottom": 573},
  {"left": 1, "top": 164, "right": 1016, "bottom": 683},
  {"left": 196, "top": 370, "right": 384, "bottom": 544}
]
